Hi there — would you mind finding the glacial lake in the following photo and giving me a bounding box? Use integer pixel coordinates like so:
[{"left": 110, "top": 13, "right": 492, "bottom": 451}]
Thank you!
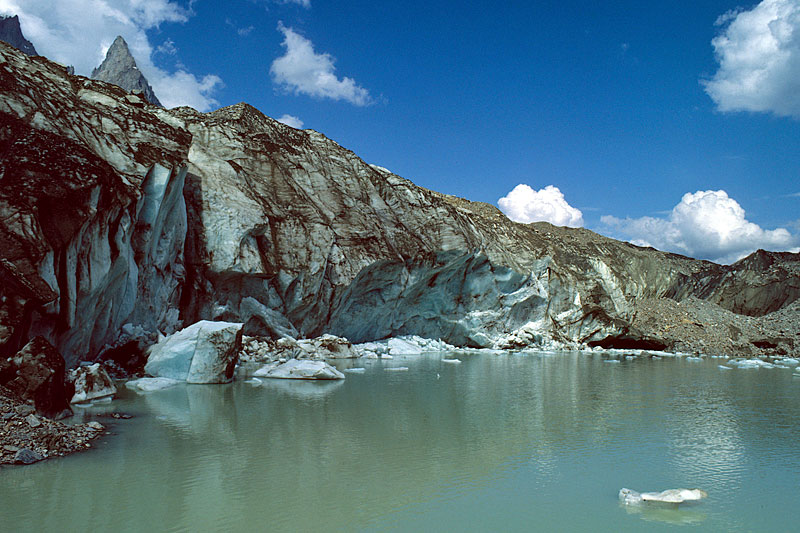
[{"left": 2, "top": 351, "right": 800, "bottom": 532}]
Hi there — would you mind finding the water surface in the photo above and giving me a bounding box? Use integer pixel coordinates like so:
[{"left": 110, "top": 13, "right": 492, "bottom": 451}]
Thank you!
[{"left": 2, "top": 352, "right": 799, "bottom": 531}]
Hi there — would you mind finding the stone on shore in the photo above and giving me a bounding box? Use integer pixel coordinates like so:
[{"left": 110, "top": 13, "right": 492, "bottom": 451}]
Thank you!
[
  {"left": 68, "top": 363, "right": 117, "bottom": 404},
  {"left": 14, "top": 448, "right": 44, "bottom": 465},
  {"left": 260, "top": 359, "right": 345, "bottom": 380},
  {"left": 144, "top": 321, "right": 243, "bottom": 383}
]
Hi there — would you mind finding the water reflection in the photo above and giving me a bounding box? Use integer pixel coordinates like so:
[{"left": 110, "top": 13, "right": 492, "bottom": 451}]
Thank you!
[
  {"left": 620, "top": 502, "right": 707, "bottom": 525},
  {"left": 1, "top": 353, "right": 799, "bottom": 531}
]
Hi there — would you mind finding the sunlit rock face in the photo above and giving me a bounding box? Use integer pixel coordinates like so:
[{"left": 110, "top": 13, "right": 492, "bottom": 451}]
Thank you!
[{"left": 0, "top": 41, "right": 798, "bottom": 365}]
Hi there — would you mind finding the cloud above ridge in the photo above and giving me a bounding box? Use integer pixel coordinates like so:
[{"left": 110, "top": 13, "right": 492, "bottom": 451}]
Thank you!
[
  {"left": 0, "top": 0, "right": 223, "bottom": 111},
  {"left": 277, "top": 114, "right": 304, "bottom": 128},
  {"left": 703, "top": 0, "right": 800, "bottom": 118},
  {"left": 498, "top": 184, "right": 584, "bottom": 227},
  {"left": 270, "top": 23, "right": 373, "bottom": 106},
  {"left": 601, "top": 190, "right": 798, "bottom": 264}
]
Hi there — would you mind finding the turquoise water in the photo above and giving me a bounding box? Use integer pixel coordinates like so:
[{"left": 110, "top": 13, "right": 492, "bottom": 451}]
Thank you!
[{"left": 1, "top": 352, "right": 799, "bottom": 532}]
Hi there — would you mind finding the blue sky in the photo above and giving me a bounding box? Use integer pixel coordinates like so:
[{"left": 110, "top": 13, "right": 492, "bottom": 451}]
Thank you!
[{"left": 3, "top": 0, "right": 799, "bottom": 263}]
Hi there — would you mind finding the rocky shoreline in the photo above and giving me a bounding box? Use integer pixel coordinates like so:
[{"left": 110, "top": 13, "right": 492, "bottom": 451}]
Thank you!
[{"left": 0, "top": 385, "right": 105, "bottom": 466}]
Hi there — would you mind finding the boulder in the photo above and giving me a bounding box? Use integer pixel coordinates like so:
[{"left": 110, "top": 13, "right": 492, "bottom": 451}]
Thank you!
[
  {"left": 260, "top": 359, "right": 345, "bottom": 380},
  {"left": 68, "top": 363, "right": 117, "bottom": 403},
  {"left": 0, "top": 337, "right": 72, "bottom": 419},
  {"left": 14, "top": 448, "right": 44, "bottom": 465},
  {"left": 144, "top": 321, "right": 242, "bottom": 383}
]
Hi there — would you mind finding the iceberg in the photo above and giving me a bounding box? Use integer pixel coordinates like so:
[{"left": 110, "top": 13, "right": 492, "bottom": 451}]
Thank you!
[
  {"left": 260, "top": 359, "right": 345, "bottom": 380},
  {"left": 144, "top": 321, "right": 242, "bottom": 383},
  {"left": 126, "top": 377, "right": 180, "bottom": 392},
  {"left": 619, "top": 488, "right": 707, "bottom": 505}
]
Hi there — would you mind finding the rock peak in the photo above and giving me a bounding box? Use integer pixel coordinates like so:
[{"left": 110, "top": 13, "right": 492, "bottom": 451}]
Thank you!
[
  {"left": 0, "top": 14, "right": 37, "bottom": 56},
  {"left": 91, "top": 35, "right": 162, "bottom": 107}
]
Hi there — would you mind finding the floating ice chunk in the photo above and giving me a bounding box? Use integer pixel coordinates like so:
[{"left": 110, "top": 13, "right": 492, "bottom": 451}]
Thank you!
[
  {"left": 442, "top": 358, "right": 461, "bottom": 364},
  {"left": 686, "top": 357, "right": 703, "bottom": 362},
  {"left": 718, "top": 365, "right": 732, "bottom": 370},
  {"left": 731, "top": 359, "right": 774, "bottom": 369},
  {"left": 145, "top": 320, "right": 242, "bottom": 383},
  {"left": 779, "top": 358, "right": 799, "bottom": 366},
  {"left": 245, "top": 378, "right": 262, "bottom": 386},
  {"left": 261, "top": 359, "right": 345, "bottom": 380},
  {"left": 604, "top": 359, "right": 620, "bottom": 363},
  {"left": 126, "top": 377, "right": 180, "bottom": 392},
  {"left": 384, "top": 367, "right": 409, "bottom": 372},
  {"left": 625, "top": 356, "right": 636, "bottom": 360},
  {"left": 620, "top": 488, "right": 707, "bottom": 505},
  {"left": 386, "top": 338, "right": 423, "bottom": 355},
  {"left": 344, "top": 367, "right": 366, "bottom": 373}
]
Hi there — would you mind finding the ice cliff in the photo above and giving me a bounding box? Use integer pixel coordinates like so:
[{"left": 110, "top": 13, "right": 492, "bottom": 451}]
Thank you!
[{"left": 1, "top": 41, "right": 798, "bottom": 366}]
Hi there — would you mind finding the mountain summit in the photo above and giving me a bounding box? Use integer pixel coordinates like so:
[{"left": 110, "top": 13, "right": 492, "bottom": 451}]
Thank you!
[
  {"left": 91, "top": 36, "right": 162, "bottom": 107},
  {"left": 0, "top": 15, "right": 37, "bottom": 56}
]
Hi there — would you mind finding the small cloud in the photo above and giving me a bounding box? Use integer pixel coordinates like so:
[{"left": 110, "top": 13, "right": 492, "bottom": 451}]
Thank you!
[
  {"left": 226, "top": 18, "right": 254, "bottom": 36},
  {"left": 152, "top": 71, "right": 223, "bottom": 111},
  {"left": 282, "top": 0, "right": 310, "bottom": 7},
  {"left": 600, "top": 189, "right": 798, "bottom": 264},
  {"left": 498, "top": 184, "right": 584, "bottom": 228},
  {"left": 703, "top": 0, "right": 800, "bottom": 119},
  {"left": 270, "top": 23, "right": 373, "bottom": 106},
  {"left": 276, "top": 114, "right": 303, "bottom": 128},
  {"left": 787, "top": 192, "right": 800, "bottom": 198},
  {"left": 620, "top": 42, "right": 629, "bottom": 52},
  {"left": 156, "top": 39, "right": 177, "bottom": 55}
]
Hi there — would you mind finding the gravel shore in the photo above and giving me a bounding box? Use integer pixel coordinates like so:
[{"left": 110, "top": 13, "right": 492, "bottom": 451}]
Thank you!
[{"left": 0, "top": 386, "right": 105, "bottom": 466}]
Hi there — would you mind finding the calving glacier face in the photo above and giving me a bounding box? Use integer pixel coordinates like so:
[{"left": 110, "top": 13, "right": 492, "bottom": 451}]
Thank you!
[{"left": 326, "top": 252, "right": 632, "bottom": 348}]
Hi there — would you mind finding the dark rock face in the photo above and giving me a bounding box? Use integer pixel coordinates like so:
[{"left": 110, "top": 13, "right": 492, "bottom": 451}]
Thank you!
[
  {"left": 0, "top": 337, "right": 72, "bottom": 419},
  {"left": 0, "top": 41, "right": 798, "bottom": 363},
  {"left": 91, "top": 36, "right": 162, "bottom": 107},
  {"left": 0, "top": 15, "right": 36, "bottom": 56}
]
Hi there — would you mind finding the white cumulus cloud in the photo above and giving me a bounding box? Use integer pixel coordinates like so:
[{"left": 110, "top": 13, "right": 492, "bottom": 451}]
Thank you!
[
  {"left": 270, "top": 23, "right": 373, "bottom": 106},
  {"left": 703, "top": 0, "right": 800, "bottom": 118},
  {"left": 601, "top": 190, "right": 798, "bottom": 264},
  {"left": 498, "top": 184, "right": 584, "bottom": 228},
  {"left": 276, "top": 114, "right": 304, "bottom": 128},
  {"left": 0, "top": 0, "right": 222, "bottom": 111}
]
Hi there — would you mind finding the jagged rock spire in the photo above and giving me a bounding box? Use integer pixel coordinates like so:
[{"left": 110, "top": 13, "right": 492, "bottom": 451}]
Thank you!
[
  {"left": 91, "top": 36, "right": 162, "bottom": 107},
  {"left": 0, "top": 15, "right": 37, "bottom": 56}
]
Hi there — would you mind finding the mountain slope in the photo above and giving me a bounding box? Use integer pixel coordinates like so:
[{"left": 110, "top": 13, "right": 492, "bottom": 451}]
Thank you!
[{"left": 0, "top": 41, "right": 797, "bottom": 364}]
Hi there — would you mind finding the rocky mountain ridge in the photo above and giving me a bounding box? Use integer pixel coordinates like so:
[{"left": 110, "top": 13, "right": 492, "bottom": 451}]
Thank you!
[
  {"left": 91, "top": 36, "right": 162, "bottom": 107},
  {"left": 0, "top": 41, "right": 798, "bottom": 368}
]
